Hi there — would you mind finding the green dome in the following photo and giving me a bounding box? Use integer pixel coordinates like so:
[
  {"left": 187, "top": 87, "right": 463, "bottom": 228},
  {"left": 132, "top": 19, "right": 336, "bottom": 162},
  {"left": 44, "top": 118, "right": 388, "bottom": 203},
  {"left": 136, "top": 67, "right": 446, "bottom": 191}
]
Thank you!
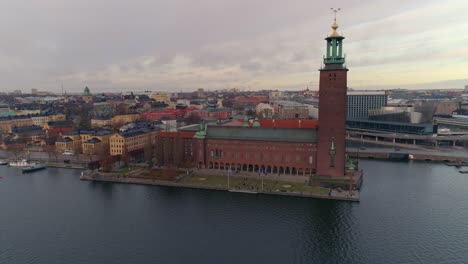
[
  {"left": 83, "top": 86, "right": 91, "bottom": 96},
  {"left": 252, "top": 118, "right": 261, "bottom": 127}
]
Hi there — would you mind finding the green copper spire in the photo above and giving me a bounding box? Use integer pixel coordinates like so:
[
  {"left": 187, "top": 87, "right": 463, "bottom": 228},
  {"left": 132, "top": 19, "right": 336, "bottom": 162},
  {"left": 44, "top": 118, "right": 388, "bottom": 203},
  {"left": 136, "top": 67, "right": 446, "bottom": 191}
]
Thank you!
[{"left": 324, "top": 8, "right": 345, "bottom": 66}]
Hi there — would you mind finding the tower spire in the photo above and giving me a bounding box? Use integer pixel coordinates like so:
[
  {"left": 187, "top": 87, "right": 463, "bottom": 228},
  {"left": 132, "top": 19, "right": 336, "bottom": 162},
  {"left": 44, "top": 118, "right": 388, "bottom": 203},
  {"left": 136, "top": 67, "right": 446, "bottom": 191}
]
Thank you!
[
  {"left": 324, "top": 8, "right": 345, "bottom": 67},
  {"left": 330, "top": 8, "right": 341, "bottom": 37}
]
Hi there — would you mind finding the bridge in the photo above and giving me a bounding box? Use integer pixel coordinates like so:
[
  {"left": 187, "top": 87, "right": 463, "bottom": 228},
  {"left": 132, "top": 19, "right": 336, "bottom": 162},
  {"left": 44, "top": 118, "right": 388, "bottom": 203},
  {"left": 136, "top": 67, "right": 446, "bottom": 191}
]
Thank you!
[{"left": 347, "top": 128, "right": 468, "bottom": 147}]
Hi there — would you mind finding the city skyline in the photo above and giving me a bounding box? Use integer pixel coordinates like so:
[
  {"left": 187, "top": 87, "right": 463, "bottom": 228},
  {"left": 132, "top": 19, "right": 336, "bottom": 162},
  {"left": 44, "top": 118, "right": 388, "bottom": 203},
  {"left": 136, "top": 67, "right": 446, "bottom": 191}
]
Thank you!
[{"left": 1, "top": 0, "right": 467, "bottom": 93}]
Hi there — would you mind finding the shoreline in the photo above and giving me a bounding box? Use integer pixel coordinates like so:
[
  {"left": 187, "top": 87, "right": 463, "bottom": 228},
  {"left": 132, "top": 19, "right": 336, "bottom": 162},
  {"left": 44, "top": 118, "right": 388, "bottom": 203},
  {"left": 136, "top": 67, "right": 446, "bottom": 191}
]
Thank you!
[{"left": 80, "top": 173, "right": 360, "bottom": 202}]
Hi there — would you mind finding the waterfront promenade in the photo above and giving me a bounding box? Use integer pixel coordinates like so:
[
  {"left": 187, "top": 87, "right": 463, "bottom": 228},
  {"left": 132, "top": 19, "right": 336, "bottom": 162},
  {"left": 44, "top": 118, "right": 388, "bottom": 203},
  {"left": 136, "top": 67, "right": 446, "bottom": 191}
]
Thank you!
[{"left": 80, "top": 170, "right": 361, "bottom": 202}]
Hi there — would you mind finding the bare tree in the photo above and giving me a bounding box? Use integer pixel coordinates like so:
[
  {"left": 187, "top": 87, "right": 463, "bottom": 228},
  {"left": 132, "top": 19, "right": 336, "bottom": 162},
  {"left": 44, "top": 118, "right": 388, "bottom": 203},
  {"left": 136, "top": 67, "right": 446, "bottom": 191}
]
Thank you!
[
  {"left": 79, "top": 103, "right": 93, "bottom": 128},
  {"left": 144, "top": 140, "right": 153, "bottom": 168},
  {"left": 73, "top": 143, "right": 82, "bottom": 161},
  {"left": 121, "top": 149, "right": 129, "bottom": 167},
  {"left": 98, "top": 144, "right": 112, "bottom": 172},
  {"left": 7, "top": 142, "right": 25, "bottom": 161},
  {"left": 184, "top": 114, "right": 201, "bottom": 125},
  {"left": 111, "top": 119, "right": 125, "bottom": 132},
  {"left": 115, "top": 103, "right": 129, "bottom": 115}
]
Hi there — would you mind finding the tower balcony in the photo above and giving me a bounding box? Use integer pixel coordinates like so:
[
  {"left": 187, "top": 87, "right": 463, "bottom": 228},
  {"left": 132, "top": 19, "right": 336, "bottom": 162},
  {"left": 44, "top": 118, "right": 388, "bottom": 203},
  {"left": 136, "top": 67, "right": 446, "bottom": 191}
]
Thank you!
[{"left": 324, "top": 57, "right": 345, "bottom": 65}]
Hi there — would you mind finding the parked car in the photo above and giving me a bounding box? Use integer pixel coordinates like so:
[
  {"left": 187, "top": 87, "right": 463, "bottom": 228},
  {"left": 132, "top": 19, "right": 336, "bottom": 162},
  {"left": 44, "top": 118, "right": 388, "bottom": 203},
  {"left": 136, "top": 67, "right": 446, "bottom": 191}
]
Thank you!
[{"left": 63, "top": 150, "right": 74, "bottom": 156}]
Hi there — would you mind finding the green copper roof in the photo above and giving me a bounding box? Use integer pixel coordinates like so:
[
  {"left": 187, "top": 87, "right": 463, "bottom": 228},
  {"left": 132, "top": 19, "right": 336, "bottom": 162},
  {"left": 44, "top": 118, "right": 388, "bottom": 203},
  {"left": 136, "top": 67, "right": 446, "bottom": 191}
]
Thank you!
[
  {"left": 324, "top": 18, "right": 345, "bottom": 66},
  {"left": 0, "top": 110, "right": 16, "bottom": 118},
  {"left": 205, "top": 126, "right": 317, "bottom": 142},
  {"left": 83, "top": 86, "right": 91, "bottom": 96}
]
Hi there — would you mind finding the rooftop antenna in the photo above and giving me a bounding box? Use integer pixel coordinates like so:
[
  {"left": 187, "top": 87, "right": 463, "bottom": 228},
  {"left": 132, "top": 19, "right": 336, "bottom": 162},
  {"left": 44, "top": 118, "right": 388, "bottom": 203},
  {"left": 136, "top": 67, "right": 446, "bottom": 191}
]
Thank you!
[{"left": 330, "top": 7, "right": 341, "bottom": 21}]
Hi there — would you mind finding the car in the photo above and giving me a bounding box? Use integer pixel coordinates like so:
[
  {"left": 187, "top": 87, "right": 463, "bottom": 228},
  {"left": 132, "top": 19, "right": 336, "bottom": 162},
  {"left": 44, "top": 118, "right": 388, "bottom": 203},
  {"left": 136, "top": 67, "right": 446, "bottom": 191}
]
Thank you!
[{"left": 63, "top": 150, "right": 74, "bottom": 156}]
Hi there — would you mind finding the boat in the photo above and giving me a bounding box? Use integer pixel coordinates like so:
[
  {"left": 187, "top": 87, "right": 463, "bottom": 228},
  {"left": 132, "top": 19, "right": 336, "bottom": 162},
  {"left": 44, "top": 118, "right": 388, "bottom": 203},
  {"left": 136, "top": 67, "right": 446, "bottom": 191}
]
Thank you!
[
  {"left": 9, "top": 159, "right": 30, "bottom": 167},
  {"left": 0, "top": 160, "right": 8, "bottom": 165},
  {"left": 445, "top": 160, "right": 468, "bottom": 167},
  {"left": 459, "top": 170, "right": 468, "bottom": 174},
  {"left": 21, "top": 164, "right": 47, "bottom": 173}
]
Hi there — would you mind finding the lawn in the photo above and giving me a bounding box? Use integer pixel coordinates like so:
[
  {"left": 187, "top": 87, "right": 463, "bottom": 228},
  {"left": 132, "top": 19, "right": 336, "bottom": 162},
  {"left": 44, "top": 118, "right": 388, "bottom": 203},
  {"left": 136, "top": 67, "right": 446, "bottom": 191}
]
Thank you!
[
  {"left": 179, "top": 174, "right": 329, "bottom": 195},
  {"left": 116, "top": 166, "right": 139, "bottom": 175}
]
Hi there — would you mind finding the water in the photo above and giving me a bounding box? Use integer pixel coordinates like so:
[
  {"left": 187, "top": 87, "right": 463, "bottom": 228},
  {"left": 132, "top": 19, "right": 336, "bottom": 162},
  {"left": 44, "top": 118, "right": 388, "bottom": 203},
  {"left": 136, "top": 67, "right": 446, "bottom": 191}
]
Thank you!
[{"left": 1, "top": 160, "right": 467, "bottom": 264}]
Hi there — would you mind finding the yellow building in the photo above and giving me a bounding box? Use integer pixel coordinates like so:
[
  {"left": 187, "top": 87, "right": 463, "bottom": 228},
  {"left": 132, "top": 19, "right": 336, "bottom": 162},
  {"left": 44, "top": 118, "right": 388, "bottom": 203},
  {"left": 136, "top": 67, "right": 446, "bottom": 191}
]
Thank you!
[
  {"left": 166, "top": 101, "right": 177, "bottom": 109},
  {"left": 82, "top": 138, "right": 106, "bottom": 155},
  {"left": 55, "top": 129, "right": 111, "bottom": 154},
  {"left": 0, "top": 116, "right": 34, "bottom": 133},
  {"left": 31, "top": 116, "right": 49, "bottom": 127},
  {"left": 91, "top": 118, "right": 112, "bottom": 128},
  {"left": 55, "top": 137, "right": 76, "bottom": 153},
  {"left": 31, "top": 114, "right": 65, "bottom": 128},
  {"left": 151, "top": 92, "right": 170, "bottom": 103},
  {"left": 111, "top": 114, "right": 140, "bottom": 126},
  {"left": 0, "top": 119, "right": 12, "bottom": 133},
  {"left": 48, "top": 114, "right": 66, "bottom": 122},
  {"left": 109, "top": 129, "right": 155, "bottom": 156}
]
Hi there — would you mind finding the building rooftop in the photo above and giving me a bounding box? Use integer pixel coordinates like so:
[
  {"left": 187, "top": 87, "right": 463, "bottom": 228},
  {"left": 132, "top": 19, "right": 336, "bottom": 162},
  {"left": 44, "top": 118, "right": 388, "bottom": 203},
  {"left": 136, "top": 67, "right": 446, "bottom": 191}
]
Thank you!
[
  {"left": 56, "top": 137, "right": 73, "bottom": 142},
  {"left": 84, "top": 137, "right": 102, "bottom": 144},
  {"left": 119, "top": 127, "right": 155, "bottom": 138},
  {"left": 47, "top": 120, "right": 73, "bottom": 127},
  {"left": 347, "top": 91, "right": 387, "bottom": 96},
  {"left": 64, "top": 129, "right": 112, "bottom": 136},
  {"left": 205, "top": 126, "right": 317, "bottom": 142},
  {"left": 12, "top": 125, "right": 43, "bottom": 133}
]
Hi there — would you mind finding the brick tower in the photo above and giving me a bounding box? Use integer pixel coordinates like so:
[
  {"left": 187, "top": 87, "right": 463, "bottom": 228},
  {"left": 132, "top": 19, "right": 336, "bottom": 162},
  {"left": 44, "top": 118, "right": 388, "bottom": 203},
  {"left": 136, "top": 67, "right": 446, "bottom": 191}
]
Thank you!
[{"left": 316, "top": 12, "right": 348, "bottom": 178}]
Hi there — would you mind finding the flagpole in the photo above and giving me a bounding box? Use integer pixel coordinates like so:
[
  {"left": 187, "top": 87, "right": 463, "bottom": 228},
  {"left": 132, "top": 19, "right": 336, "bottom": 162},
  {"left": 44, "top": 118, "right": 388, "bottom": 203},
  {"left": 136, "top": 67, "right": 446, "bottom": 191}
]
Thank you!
[
  {"left": 261, "top": 173, "right": 264, "bottom": 192},
  {"left": 228, "top": 165, "right": 230, "bottom": 190}
]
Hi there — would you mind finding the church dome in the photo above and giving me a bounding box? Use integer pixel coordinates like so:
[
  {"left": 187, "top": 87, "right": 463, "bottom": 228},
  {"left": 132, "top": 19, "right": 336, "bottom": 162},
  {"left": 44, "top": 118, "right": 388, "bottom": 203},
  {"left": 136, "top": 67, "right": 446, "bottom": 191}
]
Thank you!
[{"left": 83, "top": 86, "right": 91, "bottom": 96}]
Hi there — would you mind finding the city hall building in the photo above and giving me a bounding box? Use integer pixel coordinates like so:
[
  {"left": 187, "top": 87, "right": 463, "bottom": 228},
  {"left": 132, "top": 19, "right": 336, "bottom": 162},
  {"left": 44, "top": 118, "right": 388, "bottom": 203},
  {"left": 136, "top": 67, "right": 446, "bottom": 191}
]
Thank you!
[{"left": 158, "top": 18, "right": 358, "bottom": 184}]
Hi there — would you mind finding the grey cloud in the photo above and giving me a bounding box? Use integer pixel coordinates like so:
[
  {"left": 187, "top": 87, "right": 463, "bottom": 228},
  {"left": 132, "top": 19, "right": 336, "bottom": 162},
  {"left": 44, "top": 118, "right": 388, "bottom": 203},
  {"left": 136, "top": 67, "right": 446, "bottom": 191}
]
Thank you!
[{"left": 0, "top": 0, "right": 463, "bottom": 92}]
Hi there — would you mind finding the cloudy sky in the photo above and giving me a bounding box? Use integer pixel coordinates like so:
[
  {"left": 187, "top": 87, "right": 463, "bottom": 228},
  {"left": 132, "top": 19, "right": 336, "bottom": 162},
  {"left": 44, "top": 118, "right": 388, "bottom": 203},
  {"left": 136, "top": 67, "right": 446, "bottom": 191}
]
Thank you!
[{"left": 1, "top": 0, "right": 467, "bottom": 93}]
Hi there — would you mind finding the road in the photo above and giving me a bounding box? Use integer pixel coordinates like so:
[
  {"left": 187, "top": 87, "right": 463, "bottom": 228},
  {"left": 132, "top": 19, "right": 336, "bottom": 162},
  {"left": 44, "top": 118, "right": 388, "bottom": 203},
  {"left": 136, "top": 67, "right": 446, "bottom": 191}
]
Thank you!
[
  {"left": 347, "top": 146, "right": 468, "bottom": 158},
  {"left": 0, "top": 150, "right": 97, "bottom": 164}
]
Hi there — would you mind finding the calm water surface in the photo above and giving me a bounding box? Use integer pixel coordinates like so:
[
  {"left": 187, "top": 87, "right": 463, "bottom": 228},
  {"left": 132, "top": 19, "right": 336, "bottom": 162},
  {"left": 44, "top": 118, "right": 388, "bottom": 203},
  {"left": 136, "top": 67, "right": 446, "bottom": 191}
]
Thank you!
[{"left": 1, "top": 160, "right": 467, "bottom": 264}]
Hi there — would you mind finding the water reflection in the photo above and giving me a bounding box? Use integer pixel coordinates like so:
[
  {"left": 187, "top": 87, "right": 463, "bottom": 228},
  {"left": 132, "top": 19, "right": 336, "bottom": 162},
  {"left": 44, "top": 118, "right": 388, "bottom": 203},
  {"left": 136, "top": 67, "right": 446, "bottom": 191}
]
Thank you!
[{"left": 1, "top": 161, "right": 468, "bottom": 264}]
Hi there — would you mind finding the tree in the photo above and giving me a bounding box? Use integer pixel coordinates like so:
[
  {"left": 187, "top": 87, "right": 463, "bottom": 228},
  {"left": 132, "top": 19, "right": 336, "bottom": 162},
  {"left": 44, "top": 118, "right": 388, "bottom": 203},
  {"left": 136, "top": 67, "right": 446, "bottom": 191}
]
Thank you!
[
  {"left": 184, "top": 114, "right": 201, "bottom": 125},
  {"left": 111, "top": 120, "right": 125, "bottom": 132},
  {"left": 121, "top": 149, "right": 129, "bottom": 167},
  {"left": 45, "top": 144, "right": 56, "bottom": 160},
  {"left": 7, "top": 142, "right": 25, "bottom": 161},
  {"left": 144, "top": 135, "right": 154, "bottom": 167},
  {"left": 154, "top": 134, "right": 164, "bottom": 167},
  {"left": 78, "top": 103, "right": 93, "bottom": 128},
  {"left": 115, "top": 103, "right": 128, "bottom": 115},
  {"left": 246, "top": 109, "right": 256, "bottom": 116},
  {"left": 73, "top": 143, "right": 82, "bottom": 161},
  {"left": 98, "top": 144, "right": 112, "bottom": 172}
]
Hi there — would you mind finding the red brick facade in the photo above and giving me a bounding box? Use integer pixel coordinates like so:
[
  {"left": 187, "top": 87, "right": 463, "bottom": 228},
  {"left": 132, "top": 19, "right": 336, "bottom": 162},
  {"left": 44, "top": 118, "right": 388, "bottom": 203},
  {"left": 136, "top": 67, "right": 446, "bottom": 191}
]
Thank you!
[
  {"left": 316, "top": 69, "right": 348, "bottom": 177},
  {"left": 196, "top": 139, "right": 317, "bottom": 176}
]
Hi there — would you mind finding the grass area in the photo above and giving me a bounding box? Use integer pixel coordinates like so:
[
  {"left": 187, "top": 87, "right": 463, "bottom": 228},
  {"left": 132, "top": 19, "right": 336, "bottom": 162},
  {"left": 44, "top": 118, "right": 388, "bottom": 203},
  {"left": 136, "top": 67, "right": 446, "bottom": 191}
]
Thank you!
[
  {"left": 179, "top": 174, "right": 329, "bottom": 195},
  {"left": 116, "top": 166, "right": 139, "bottom": 175}
]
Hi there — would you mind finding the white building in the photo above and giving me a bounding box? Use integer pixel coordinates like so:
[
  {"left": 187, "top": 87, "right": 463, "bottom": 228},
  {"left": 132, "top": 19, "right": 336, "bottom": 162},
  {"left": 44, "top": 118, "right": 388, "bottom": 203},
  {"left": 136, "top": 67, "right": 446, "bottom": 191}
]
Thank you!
[
  {"left": 346, "top": 91, "right": 388, "bottom": 120},
  {"left": 255, "top": 103, "right": 274, "bottom": 118}
]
